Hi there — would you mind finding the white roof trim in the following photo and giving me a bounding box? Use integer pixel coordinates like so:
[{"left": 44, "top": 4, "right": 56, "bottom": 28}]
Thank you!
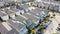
[{"left": 2, "top": 22, "right": 12, "bottom": 31}]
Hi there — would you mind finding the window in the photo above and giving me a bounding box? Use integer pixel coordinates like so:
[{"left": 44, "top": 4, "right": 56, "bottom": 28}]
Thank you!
[{"left": 0, "top": 17, "right": 3, "bottom": 22}]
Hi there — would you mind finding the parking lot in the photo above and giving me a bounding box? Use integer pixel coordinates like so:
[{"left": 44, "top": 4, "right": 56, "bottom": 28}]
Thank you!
[{"left": 43, "top": 12, "right": 60, "bottom": 34}]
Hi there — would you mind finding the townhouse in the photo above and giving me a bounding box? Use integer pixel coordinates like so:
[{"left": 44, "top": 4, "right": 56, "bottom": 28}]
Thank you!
[
  {"left": 28, "top": 7, "right": 48, "bottom": 20},
  {"left": 6, "top": 27, "right": 19, "bottom": 34},
  {"left": 0, "top": 10, "right": 9, "bottom": 21},
  {"left": 10, "top": 8, "right": 21, "bottom": 15},
  {"left": 2, "top": 8, "right": 16, "bottom": 19},
  {"left": 19, "top": 4, "right": 30, "bottom": 12},
  {"left": 0, "top": 22, "right": 13, "bottom": 34},
  {"left": 13, "top": 0, "right": 30, "bottom": 3},
  {"left": 53, "top": 5, "right": 59, "bottom": 11},
  {"left": 22, "top": 13, "right": 39, "bottom": 29},
  {"left": 29, "top": 7, "right": 42, "bottom": 17},
  {"left": 7, "top": 19, "right": 28, "bottom": 34},
  {"left": 32, "top": 2, "right": 39, "bottom": 7},
  {"left": 0, "top": 0, "right": 5, "bottom": 7},
  {"left": 15, "top": 15, "right": 32, "bottom": 29}
]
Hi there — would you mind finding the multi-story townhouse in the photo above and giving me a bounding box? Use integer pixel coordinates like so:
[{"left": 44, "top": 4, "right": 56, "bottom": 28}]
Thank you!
[
  {"left": 2, "top": 8, "right": 15, "bottom": 19},
  {"left": 15, "top": 15, "right": 32, "bottom": 29},
  {"left": 7, "top": 19, "right": 28, "bottom": 34},
  {"left": 10, "top": 8, "right": 21, "bottom": 15},
  {"left": 0, "top": 22, "right": 13, "bottom": 34},
  {"left": 0, "top": 10, "right": 9, "bottom": 21},
  {"left": 22, "top": 13, "right": 39, "bottom": 29}
]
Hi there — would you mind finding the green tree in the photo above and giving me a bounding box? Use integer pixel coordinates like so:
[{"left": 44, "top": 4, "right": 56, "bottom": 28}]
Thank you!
[
  {"left": 39, "top": 25, "right": 45, "bottom": 31},
  {"left": 27, "top": 29, "right": 31, "bottom": 34},
  {"left": 53, "top": 14, "right": 56, "bottom": 17}
]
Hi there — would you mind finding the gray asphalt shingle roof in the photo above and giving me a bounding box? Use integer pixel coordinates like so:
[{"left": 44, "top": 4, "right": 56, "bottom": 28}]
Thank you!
[
  {"left": 22, "top": 13, "right": 39, "bottom": 22},
  {"left": 7, "top": 28, "right": 19, "bottom": 34},
  {"left": 7, "top": 19, "right": 25, "bottom": 31},
  {"left": 10, "top": 8, "right": 20, "bottom": 12},
  {"left": 0, "top": 11, "right": 7, "bottom": 17},
  {"left": 3, "top": 9, "right": 14, "bottom": 15},
  {"left": 19, "top": 4, "right": 29, "bottom": 9},
  {"left": 15, "top": 15, "right": 27, "bottom": 22},
  {"left": 0, "top": 23, "right": 8, "bottom": 34},
  {"left": 15, "top": 15, "right": 32, "bottom": 27},
  {"left": 29, "top": 8, "right": 43, "bottom": 17},
  {"left": 0, "top": 22, "right": 12, "bottom": 34},
  {"left": 32, "top": 2, "right": 39, "bottom": 6}
]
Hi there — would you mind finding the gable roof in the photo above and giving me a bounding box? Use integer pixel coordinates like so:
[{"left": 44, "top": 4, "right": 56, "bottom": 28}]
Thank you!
[
  {"left": 0, "top": 22, "right": 12, "bottom": 34},
  {"left": 0, "top": 11, "right": 7, "bottom": 17},
  {"left": 22, "top": 13, "right": 39, "bottom": 22},
  {"left": 7, "top": 19, "right": 25, "bottom": 31},
  {"left": 3, "top": 9, "right": 14, "bottom": 15},
  {"left": 19, "top": 4, "right": 29, "bottom": 9}
]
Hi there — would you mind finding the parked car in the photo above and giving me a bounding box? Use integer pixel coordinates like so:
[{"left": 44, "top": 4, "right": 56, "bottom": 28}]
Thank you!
[{"left": 36, "top": 30, "right": 42, "bottom": 34}]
